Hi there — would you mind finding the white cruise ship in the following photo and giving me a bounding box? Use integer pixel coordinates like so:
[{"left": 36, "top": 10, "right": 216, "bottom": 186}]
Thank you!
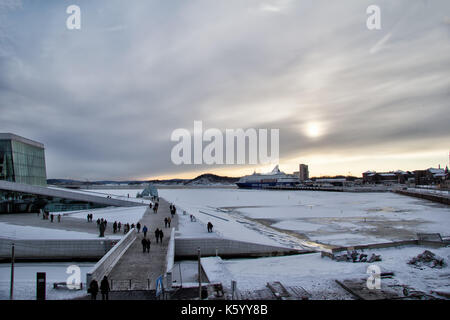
[{"left": 236, "top": 165, "right": 299, "bottom": 189}]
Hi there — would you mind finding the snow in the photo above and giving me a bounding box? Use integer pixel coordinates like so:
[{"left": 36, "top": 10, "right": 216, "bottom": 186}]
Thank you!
[
  {"left": 0, "top": 262, "right": 94, "bottom": 300},
  {"left": 65, "top": 206, "right": 148, "bottom": 225},
  {"left": 48, "top": 187, "right": 151, "bottom": 204},
  {"left": 160, "top": 188, "right": 450, "bottom": 248},
  {"left": 221, "top": 246, "right": 450, "bottom": 299},
  {"left": 0, "top": 222, "right": 120, "bottom": 240}
]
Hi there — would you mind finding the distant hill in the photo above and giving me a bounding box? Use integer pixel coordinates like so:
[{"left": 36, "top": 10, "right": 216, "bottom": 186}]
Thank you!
[
  {"left": 184, "top": 173, "right": 240, "bottom": 186},
  {"left": 47, "top": 173, "right": 240, "bottom": 187}
]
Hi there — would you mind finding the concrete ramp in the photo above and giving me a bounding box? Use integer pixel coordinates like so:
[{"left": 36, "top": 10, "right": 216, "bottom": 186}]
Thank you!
[
  {"left": 0, "top": 180, "right": 144, "bottom": 208},
  {"left": 201, "top": 256, "right": 234, "bottom": 292},
  {"left": 175, "top": 237, "right": 308, "bottom": 259}
]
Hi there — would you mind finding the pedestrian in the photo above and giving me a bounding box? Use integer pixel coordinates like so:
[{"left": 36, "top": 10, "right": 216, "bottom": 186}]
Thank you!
[
  {"left": 99, "top": 222, "right": 106, "bottom": 237},
  {"left": 131, "top": 223, "right": 135, "bottom": 229},
  {"left": 113, "top": 221, "right": 117, "bottom": 234},
  {"left": 172, "top": 205, "right": 176, "bottom": 217},
  {"left": 164, "top": 217, "right": 168, "bottom": 228},
  {"left": 87, "top": 213, "right": 90, "bottom": 222},
  {"left": 104, "top": 220, "right": 107, "bottom": 227},
  {"left": 118, "top": 222, "right": 121, "bottom": 232},
  {"left": 155, "top": 228, "right": 160, "bottom": 243},
  {"left": 146, "top": 238, "right": 151, "bottom": 253},
  {"left": 57, "top": 214, "right": 61, "bottom": 223},
  {"left": 141, "top": 237, "right": 147, "bottom": 253},
  {"left": 89, "top": 279, "right": 99, "bottom": 300},
  {"left": 168, "top": 217, "right": 171, "bottom": 228},
  {"left": 143, "top": 225, "right": 148, "bottom": 237},
  {"left": 136, "top": 222, "right": 141, "bottom": 233},
  {"left": 50, "top": 214, "right": 54, "bottom": 223},
  {"left": 159, "top": 230, "right": 164, "bottom": 243},
  {"left": 100, "top": 276, "right": 110, "bottom": 300}
]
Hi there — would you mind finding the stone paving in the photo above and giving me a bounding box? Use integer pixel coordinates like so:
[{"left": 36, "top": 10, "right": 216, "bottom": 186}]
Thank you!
[{"left": 107, "top": 199, "right": 178, "bottom": 291}]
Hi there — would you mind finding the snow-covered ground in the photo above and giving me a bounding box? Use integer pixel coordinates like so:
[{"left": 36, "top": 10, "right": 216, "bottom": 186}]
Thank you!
[
  {"left": 221, "top": 246, "right": 450, "bottom": 299},
  {"left": 0, "top": 222, "right": 120, "bottom": 240},
  {"left": 0, "top": 262, "right": 94, "bottom": 300},
  {"left": 65, "top": 206, "right": 147, "bottom": 225},
  {"left": 159, "top": 188, "right": 450, "bottom": 247},
  {"left": 48, "top": 187, "right": 150, "bottom": 204}
]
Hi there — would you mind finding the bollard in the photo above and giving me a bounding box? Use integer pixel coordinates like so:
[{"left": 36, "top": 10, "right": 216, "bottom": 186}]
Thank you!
[{"left": 36, "top": 272, "right": 46, "bottom": 300}]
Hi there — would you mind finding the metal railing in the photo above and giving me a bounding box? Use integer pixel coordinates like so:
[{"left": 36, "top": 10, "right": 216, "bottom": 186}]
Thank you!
[{"left": 108, "top": 279, "right": 153, "bottom": 291}]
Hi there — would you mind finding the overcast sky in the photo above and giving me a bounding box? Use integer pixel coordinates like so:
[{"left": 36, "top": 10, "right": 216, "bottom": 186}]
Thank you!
[{"left": 0, "top": 0, "right": 449, "bottom": 180}]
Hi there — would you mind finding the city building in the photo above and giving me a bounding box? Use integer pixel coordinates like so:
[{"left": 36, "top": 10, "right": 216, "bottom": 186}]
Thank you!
[
  {"left": 0, "top": 133, "right": 139, "bottom": 213},
  {"left": 414, "top": 168, "right": 447, "bottom": 186},
  {"left": 0, "top": 133, "right": 47, "bottom": 186},
  {"left": 299, "top": 164, "right": 309, "bottom": 181},
  {"left": 362, "top": 170, "right": 414, "bottom": 185}
]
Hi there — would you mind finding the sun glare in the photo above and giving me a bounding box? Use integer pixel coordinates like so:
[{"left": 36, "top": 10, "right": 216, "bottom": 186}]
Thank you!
[{"left": 305, "top": 122, "right": 322, "bottom": 138}]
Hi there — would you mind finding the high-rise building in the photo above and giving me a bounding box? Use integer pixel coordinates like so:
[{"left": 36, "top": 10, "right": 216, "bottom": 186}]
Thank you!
[
  {"left": 0, "top": 133, "right": 47, "bottom": 186},
  {"left": 299, "top": 164, "right": 309, "bottom": 181}
]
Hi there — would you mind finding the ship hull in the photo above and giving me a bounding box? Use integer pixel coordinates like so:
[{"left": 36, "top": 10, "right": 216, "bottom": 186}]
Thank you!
[{"left": 236, "top": 181, "right": 297, "bottom": 189}]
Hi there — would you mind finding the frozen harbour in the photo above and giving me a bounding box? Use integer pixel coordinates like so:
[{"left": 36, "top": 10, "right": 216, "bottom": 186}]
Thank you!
[
  {"left": 159, "top": 188, "right": 450, "bottom": 299},
  {"left": 0, "top": 187, "right": 449, "bottom": 299},
  {"left": 159, "top": 188, "right": 450, "bottom": 247}
]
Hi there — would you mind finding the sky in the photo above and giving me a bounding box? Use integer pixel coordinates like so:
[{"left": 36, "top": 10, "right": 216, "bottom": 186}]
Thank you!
[{"left": 0, "top": 0, "right": 449, "bottom": 180}]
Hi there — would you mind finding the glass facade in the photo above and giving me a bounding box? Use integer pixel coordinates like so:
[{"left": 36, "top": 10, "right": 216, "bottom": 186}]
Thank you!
[{"left": 0, "top": 136, "right": 47, "bottom": 186}]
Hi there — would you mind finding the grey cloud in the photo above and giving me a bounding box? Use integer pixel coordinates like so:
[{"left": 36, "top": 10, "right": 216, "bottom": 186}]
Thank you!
[{"left": 0, "top": 0, "right": 449, "bottom": 179}]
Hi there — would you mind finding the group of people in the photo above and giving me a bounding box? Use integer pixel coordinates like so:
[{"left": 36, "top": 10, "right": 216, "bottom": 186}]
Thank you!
[
  {"left": 152, "top": 201, "right": 159, "bottom": 213},
  {"left": 89, "top": 275, "right": 110, "bottom": 300},
  {"left": 169, "top": 203, "right": 177, "bottom": 217},
  {"left": 141, "top": 237, "right": 151, "bottom": 253},
  {"left": 164, "top": 217, "right": 172, "bottom": 228},
  {"left": 39, "top": 209, "right": 61, "bottom": 223},
  {"left": 86, "top": 213, "right": 94, "bottom": 222},
  {"left": 154, "top": 228, "right": 164, "bottom": 243}
]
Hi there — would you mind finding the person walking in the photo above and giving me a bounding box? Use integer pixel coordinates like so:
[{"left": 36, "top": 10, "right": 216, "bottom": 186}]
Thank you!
[
  {"left": 89, "top": 279, "right": 99, "bottom": 300},
  {"left": 159, "top": 230, "right": 164, "bottom": 244},
  {"left": 87, "top": 213, "right": 90, "bottom": 222},
  {"left": 142, "top": 225, "right": 148, "bottom": 238},
  {"left": 100, "top": 276, "right": 110, "bottom": 300},
  {"left": 136, "top": 222, "right": 141, "bottom": 233},
  {"left": 57, "top": 214, "right": 61, "bottom": 223},
  {"left": 172, "top": 205, "right": 176, "bottom": 217},
  {"left": 50, "top": 214, "right": 54, "bottom": 223},
  {"left": 164, "top": 217, "right": 168, "bottom": 228},
  {"left": 141, "top": 237, "right": 147, "bottom": 253},
  {"left": 155, "top": 228, "right": 160, "bottom": 244},
  {"left": 113, "top": 221, "right": 117, "bottom": 234},
  {"left": 118, "top": 222, "right": 121, "bottom": 232},
  {"left": 145, "top": 238, "right": 151, "bottom": 253},
  {"left": 168, "top": 217, "right": 171, "bottom": 228}
]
